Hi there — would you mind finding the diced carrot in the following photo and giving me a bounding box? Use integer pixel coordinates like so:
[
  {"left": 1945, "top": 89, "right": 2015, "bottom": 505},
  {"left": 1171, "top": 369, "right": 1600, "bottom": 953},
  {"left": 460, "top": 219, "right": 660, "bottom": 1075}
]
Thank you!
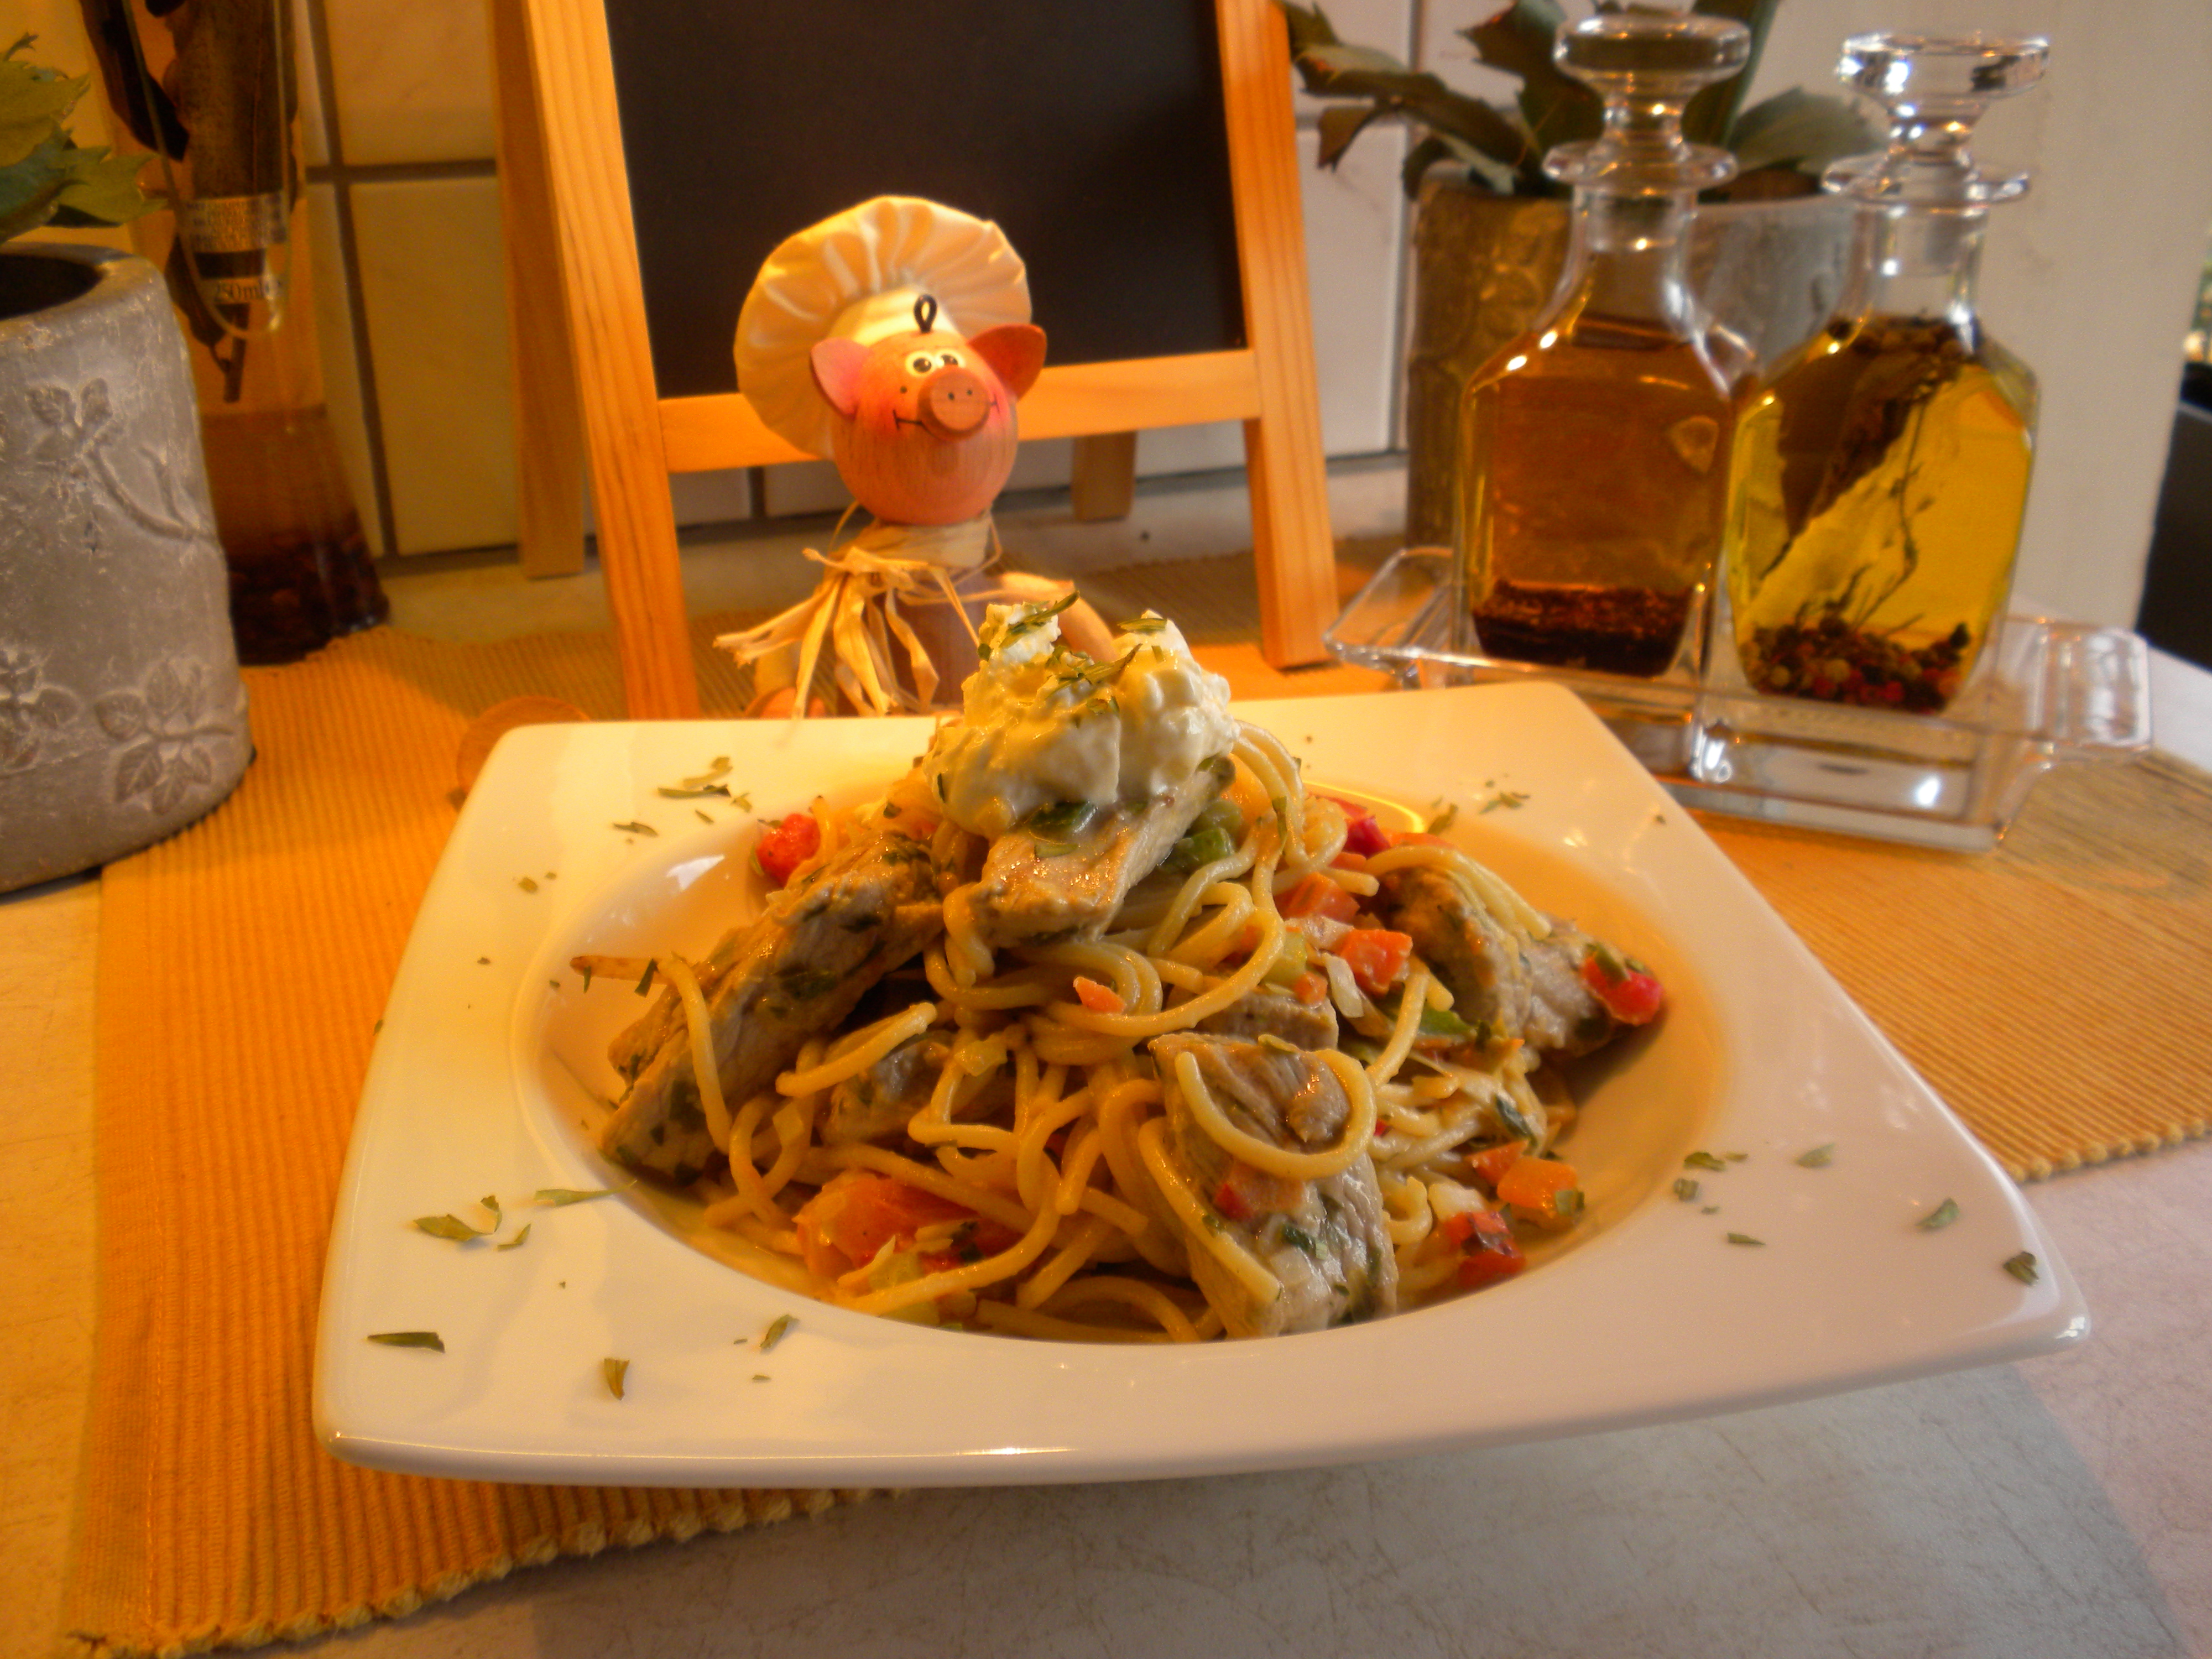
[
  {"left": 1280, "top": 870, "right": 1359, "bottom": 924},
  {"left": 1288, "top": 969, "right": 1329, "bottom": 1006},
  {"left": 1468, "top": 1141, "right": 1522, "bottom": 1190},
  {"left": 1073, "top": 975, "right": 1126, "bottom": 1015},
  {"left": 1495, "top": 1156, "right": 1582, "bottom": 1230},
  {"left": 1336, "top": 928, "right": 1413, "bottom": 998},
  {"left": 754, "top": 811, "right": 821, "bottom": 887},
  {"left": 794, "top": 1175, "right": 974, "bottom": 1278}
]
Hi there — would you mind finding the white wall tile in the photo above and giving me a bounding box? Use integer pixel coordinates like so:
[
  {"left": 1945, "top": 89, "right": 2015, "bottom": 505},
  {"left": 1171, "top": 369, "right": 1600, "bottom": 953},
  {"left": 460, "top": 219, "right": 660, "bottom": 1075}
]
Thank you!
[
  {"left": 302, "top": 182, "right": 380, "bottom": 555},
  {"left": 352, "top": 176, "right": 515, "bottom": 554},
  {"left": 322, "top": 0, "right": 495, "bottom": 164},
  {"left": 1297, "top": 122, "right": 1404, "bottom": 456}
]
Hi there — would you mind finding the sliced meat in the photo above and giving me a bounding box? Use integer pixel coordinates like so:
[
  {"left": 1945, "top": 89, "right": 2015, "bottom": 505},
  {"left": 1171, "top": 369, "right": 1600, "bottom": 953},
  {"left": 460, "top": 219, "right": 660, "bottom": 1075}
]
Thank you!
[
  {"left": 1151, "top": 1034, "right": 1395, "bottom": 1338},
  {"left": 1374, "top": 866, "right": 1624, "bottom": 1060},
  {"left": 599, "top": 831, "right": 943, "bottom": 1182},
  {"left": 1197, "top": 985, "right": 1339, "bottom": 1051},
  {"left": 821, "top": 1031, "right": 938, "bottom": 1145},
  {"left": 967, "top": 766, "right": 1220, "bottom": 948},
  {"left": 1520, "top": 918, "right": 1623, "bottom": 1058},
  {"left": 1375, "top": 864, "right": 1533, "bottom": 1037}
]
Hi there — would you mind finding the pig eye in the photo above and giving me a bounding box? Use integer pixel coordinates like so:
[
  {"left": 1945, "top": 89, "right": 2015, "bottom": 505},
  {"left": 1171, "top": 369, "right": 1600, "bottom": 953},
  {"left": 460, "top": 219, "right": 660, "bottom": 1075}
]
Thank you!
[
  {"left": 908, "top": 354, "right": 934, "bottom": 375},
  {"left": 938, "top": 351, "right": 962, "bottom": 369}
]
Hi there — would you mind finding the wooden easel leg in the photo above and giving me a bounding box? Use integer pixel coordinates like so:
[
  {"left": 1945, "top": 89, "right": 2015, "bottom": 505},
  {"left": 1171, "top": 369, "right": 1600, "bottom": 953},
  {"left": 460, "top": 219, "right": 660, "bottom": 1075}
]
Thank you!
[
  {"left": 490, "top": 0, "right": 587, "bottom": 578},
  {"left": 1217, "top": 0, "right": 1335, "bottom": 666},
  {"left": 1070, "top": 431, "right": 1138, "bottom": 521}
]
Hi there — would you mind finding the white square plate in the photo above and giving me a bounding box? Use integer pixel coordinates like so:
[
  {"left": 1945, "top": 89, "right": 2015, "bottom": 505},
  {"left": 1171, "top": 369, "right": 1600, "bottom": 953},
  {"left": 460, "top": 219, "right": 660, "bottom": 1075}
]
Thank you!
[{"left": 315, "top": 684, "right": 2085, "bottom": 1486}]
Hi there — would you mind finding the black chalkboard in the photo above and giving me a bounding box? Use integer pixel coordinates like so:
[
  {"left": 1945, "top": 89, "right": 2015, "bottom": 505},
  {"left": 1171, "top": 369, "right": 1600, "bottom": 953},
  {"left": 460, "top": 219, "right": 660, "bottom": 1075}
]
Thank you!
[{"left": 602, "top": 0, "right": 1249, "bottom": 402}]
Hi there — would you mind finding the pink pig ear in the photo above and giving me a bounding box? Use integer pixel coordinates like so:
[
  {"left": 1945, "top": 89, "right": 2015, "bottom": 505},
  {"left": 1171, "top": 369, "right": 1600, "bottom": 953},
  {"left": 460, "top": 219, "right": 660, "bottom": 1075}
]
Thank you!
[
  {"left": 810, "top": 337, "right": 870, "bottom": 418},
  {"left": 967, "top": 324, "right": 1046, "bottom": 400}
]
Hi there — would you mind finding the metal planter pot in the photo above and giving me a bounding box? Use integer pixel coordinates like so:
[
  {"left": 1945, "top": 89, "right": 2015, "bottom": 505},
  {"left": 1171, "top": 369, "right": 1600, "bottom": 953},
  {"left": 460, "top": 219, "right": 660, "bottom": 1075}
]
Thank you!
[
  {"left": 1, "top": 245, "right": 251, "bottom": 892},
  {"left": 1402, "top": 180, "right": 1854, "bottom": 551}
]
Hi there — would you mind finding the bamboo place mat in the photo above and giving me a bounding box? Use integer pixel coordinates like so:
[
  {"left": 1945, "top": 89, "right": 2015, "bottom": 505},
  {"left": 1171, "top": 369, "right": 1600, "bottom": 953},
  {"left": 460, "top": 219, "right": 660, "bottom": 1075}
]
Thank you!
[{"left": 65, "top": 606, "right": 2210, "bottom": 1655}]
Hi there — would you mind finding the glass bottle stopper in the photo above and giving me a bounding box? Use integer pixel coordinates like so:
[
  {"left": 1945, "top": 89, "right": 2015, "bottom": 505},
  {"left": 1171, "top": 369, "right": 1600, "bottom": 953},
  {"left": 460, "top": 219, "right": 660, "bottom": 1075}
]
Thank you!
[
  {"left": 1544, "top": 11, "right": 1750, "bottom": 195},
  {"left": 1823, "top": 33, "right": 2048, "bottom": 211}
]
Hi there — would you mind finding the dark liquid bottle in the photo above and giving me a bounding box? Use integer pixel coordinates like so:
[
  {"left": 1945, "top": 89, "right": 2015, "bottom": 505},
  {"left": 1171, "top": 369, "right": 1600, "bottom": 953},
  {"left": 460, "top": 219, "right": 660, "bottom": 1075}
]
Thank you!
[{"left": 1458, "top": 11, "right": 1754, "bottom": 682}]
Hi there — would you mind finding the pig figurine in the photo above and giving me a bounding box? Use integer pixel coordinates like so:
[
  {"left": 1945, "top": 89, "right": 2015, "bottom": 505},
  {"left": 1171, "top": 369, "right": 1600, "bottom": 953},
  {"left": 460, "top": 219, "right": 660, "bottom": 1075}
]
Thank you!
[{"left": 808, "top": 296, "right": 1046, "bottom": 528}]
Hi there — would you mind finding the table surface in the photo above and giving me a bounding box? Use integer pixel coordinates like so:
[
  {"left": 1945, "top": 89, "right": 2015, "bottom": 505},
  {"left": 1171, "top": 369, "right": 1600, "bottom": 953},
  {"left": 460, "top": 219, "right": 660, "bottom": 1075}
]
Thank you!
[{"left": 5, "top": 646, "right": 2208, "bottom": 1659}]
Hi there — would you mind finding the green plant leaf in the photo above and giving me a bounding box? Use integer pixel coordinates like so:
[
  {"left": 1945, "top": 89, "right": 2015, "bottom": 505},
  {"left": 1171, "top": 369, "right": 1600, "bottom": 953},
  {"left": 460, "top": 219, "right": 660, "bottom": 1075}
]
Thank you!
[
  {"left": 0, "top": 49, "right": 86, "bottom": 170},
  {"left": 1685, "top": 0, "right": 1778, "bottom": 147},
  {"left": 1316, "top": 103, "right": 1381, "bottom": 170},
  {"left": 52, "top": 142, "right": 153, "bottom": 225},
  {"left": 1463, "top": 0, "right": 1596, "bottom": 158},
  {"left": 1727, "top": 87, "right": 1881, "bottom": 176}
]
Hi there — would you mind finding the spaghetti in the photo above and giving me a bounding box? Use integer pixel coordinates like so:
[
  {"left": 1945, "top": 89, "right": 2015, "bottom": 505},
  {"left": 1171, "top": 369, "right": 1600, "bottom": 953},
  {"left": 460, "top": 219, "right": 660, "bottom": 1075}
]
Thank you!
[{"left": 585, "top": 605, "right": 1660, "bottom": 1341}]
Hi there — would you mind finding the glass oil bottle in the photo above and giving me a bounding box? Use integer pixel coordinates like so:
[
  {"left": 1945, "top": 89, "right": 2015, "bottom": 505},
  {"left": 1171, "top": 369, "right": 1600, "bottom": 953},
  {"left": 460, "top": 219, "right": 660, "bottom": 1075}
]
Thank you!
[
  {"left": 1715, "top": 34, "right": 2045, "bottom": 718},
  {"left": 1453, "top": 9, "right": 1755, "bottom": 763}
]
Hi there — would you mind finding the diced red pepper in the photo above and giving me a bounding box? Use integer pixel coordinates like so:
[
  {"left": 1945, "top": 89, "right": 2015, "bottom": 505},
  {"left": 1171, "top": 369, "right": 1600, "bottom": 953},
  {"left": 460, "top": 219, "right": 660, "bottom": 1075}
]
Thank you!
[
  {"left": 1320, "top": 795, "right": 1391, "bottom": 858},
  {"left": 1073, "top": 975, "right": 1125, "bottom": 1015},
  {"left": 1212, "top": 1160, "right": 1302, "bottom": 1223},
  {"left": 1281, "top": 871, "right": 1360, "bottom": 924},
  {"left": 1454, "top": 1208, "right": 1526, "bottom": 1288},
  {"left": 1579, "top": 949, "right": 1665, "bottom": 1025},
  {"left": 1336, "top": 928, "right": 1413, "bottom": 998},
  {"left": 754, "top": 811, "right": 822, "bottom": 888}
]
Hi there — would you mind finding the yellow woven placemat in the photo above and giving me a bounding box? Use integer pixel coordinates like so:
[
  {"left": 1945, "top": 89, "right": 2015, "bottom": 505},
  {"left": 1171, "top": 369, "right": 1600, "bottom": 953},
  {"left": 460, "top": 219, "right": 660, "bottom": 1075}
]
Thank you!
[{"left": 64, "top": 611, "right": 2211, "bottom": 1655}]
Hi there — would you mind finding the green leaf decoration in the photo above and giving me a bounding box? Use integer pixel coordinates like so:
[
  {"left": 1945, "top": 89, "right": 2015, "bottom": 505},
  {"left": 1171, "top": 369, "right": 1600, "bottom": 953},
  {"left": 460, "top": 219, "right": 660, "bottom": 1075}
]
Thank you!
[
  {"left": 367, "top": 1331, "right": 445, "bottom": 1351},
  {"left": 535, "top": 1187, "right": 615, "bottom": 1206},
  {"left": 1918, "top": 1198, "right": 1962, "bottom": 1232},
  {"left": 496, "top": 1223, "right": 531, "bottom": 1252},
  {"left": 412, "top": 1214, "right": 487, "bottom": 1242}
]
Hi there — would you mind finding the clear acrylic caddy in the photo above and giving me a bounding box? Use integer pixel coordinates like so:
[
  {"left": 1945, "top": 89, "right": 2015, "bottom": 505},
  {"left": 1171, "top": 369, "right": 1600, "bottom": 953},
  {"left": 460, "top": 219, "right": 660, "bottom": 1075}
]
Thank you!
[{"left": 1328, "top": 546, "right": 2151, "bottom": 851}]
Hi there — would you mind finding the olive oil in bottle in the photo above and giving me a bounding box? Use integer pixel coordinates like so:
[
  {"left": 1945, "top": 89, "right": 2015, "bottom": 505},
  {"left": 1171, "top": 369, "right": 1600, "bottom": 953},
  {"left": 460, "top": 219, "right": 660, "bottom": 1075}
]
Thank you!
[
  {"left": 1458, "top": 11, "right": 1754, "bottom": 684},
  {"left": 1720, "top": 33, "right": 2046, "bottom": 715}
]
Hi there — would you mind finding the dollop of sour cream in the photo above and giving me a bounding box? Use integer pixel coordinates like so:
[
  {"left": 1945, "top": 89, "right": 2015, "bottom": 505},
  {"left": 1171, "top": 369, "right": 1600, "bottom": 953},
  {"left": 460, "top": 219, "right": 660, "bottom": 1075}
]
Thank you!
[{"left": 925, "top": 604, "right": 1237, "bottom": 839}]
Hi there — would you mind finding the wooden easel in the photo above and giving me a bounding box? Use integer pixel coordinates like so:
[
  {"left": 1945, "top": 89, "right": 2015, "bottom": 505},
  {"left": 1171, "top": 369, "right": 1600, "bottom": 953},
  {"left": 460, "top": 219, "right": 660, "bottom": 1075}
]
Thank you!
[{"left": 489, "top": 0, "right": 1336, "bottom": 719}]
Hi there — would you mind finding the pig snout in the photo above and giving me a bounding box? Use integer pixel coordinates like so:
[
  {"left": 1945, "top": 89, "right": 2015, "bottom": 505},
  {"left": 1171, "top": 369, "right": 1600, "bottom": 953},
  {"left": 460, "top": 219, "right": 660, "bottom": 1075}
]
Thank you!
[{"left": 918, "top": 367, "right": 992, "bottom": 440}]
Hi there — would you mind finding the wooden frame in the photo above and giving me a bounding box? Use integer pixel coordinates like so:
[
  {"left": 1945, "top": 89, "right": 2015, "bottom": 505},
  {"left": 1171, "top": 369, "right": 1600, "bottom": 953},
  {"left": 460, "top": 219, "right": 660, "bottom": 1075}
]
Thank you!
[{"left": 495, "top": 0, "right": 1336, "bottom": 718}]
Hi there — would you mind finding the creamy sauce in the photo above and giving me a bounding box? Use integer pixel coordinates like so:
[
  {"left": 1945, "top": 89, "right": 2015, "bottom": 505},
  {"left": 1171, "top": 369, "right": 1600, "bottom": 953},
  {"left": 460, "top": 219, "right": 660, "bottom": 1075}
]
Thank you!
[{"left": 925, "top": 606, "right": 1237, "bottom": 839}]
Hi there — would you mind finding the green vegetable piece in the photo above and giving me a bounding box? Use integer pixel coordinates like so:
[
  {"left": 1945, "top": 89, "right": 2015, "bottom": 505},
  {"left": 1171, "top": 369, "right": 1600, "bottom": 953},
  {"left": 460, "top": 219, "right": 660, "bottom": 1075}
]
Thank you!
[
  {"left": 496, "top": 1223, "right": 531, "bottom": 1252},
  {"left": 759, "top": 1313, "right": 796, "bottom": 1353},
  {"left": 603, "top": 1357, "right": 629, "bottom": 1399},
  {"left": 1918, "top": 1198, "right": 1961, "bottom": 1232},
  {"left": 1683, "top": 1151, "right": 1728, "bottom": 1171},
  {"left": 518, "top": 875, "right": 539, "bottom": 893},
  {"left": 1426, "top": 801, "right": 1458, "bottom": 833},
  {"left": 1795, "top": 1144, "right": 1836, "bottom": 1168},
  {"left": 1417, "top": 1003, "right": 1474, "bottom": 1039},
  {"left": 536, "top": 1187, "right": 615, "bottom": 1206},
  {"left": 1725, "top": 1233, "right": 1765, "bottom": 1247},
  {"left": 1256, "top": 1032, "right": 1298, "bottom": 1054},
  {"left": 2002, "top": 1251, "right": 2039, "bottom": 1284},
  {"left": 1554, "top": 1188, "right": 1585, "bottom": 1220},
  {"left": 612, "top": 820, "right": 658, "bottom": 836},
  {"left": 413, "top": 1214, "right": 487, "bottom": 1241},
  {"left": 367, "top": 1331, "right": 445, "bottom": 1351},
  {"left": 1494, "top": 1093, "right": 1538, "bottom": 1146},
  {"left": 1673, "top": 1177, "right": 1700, "bottom": 1202}
]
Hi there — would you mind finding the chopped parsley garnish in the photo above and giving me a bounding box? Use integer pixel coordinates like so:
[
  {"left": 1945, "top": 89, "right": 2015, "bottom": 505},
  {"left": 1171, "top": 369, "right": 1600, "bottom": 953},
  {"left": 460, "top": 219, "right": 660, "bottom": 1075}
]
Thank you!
[
  {"left": 603, "top": 1357, "right": 629, "bottom": 1399},
  {"left": 657, "top": 782, "right": 729, "bottom": 799},
  {"left": 1256, "top": 1033, "right": 1298, "bottom": 1054},
  {"left": 759, "top": 1313, "right": 796, "bottom": 1353},
  {"left": 1117, "top": 614, "right": 1170, "bottom": 634},
  {"left": 1426, "top": 801, "right": 1458, "bottom": 833},
  {"left": 1683, "top": 1151, "right": 1729, "bottom": 1171},
  {"left": 1493, "top": 1093, "right": 1538, "bottom": 1146},
  {"left": 612, "top": 820, "right": 658, "bottom": 836},
  {"left": 536, "top": 1187, "right": 617, "bottom": 1206},
  {"left": 1673, "top": 1177, "right": 1700, "bottom": 1202},
  {"left": 1479, "top": 790, "right": 1529, "bottom": 813},
  {"left": 2002, "top": 1251, "right": 2039, "bottom": 1284},
  {"left": 1025, "top": 799, "right": 1098, "bottom": 841},
  {"left": 367, "top": 1331, "right": 444, "bottom": 1350},
  {"left": 1725, "top": 1232, "right": 1765, "bottom": 1247},
  {"left": 634, "top": 959, "right": 658, "bottom": 996},
  {"left": 413, "top": 1213, "right": 490, "bottom": 1242},
  {"left": 1918, "top": 1198, "right": 1961, "bottom": 1232},
  {"left": 1795, "top": 1144, "right": 1836, "bottom": 1168},
  {"left": 518, "top": 875, "right": 539, "bottom": 893},
  {"left": 497, "top": 1223, "right": 532, "bottom": 1251}
]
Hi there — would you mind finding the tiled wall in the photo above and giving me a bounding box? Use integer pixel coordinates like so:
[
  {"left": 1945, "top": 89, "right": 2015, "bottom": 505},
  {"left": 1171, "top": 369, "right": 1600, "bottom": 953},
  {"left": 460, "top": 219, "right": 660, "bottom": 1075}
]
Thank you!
[{"left": 286, "top": 0, "right": 1440, "bottom": 558}]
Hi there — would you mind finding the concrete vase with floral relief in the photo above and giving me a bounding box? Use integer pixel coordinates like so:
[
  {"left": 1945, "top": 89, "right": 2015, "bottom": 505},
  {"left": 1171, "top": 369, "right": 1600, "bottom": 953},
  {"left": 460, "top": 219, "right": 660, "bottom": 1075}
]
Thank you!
[{"left": 1, "top": 244, "right": 251, "bottom": 893}]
